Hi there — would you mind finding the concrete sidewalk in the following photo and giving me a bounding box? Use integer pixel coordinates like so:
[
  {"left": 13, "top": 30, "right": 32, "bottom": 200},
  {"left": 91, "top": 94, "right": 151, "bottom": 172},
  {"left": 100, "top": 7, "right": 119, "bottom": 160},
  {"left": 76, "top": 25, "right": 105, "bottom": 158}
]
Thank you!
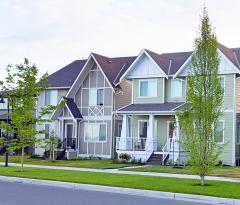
[
  {"left": 2, "top": 162, "right": 240, "bottom": 183},
  {"left": 0, "top": 175, "right": 239, "bottom": 205}
]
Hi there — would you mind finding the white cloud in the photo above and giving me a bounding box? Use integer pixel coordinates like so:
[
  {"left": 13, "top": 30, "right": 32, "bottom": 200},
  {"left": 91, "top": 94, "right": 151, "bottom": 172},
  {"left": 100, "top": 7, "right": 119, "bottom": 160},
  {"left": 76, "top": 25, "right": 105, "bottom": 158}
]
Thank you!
[{"left": 0, "top": 0, "right": 240, "bottom": 80}]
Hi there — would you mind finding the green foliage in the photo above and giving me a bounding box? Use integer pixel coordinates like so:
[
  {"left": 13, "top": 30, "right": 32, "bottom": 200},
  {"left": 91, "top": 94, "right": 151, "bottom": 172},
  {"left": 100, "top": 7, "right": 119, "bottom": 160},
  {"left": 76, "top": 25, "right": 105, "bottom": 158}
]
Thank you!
[
  {"left": 177, "top": 8, "right": 224, "bottom": 186},
  {"left": 42, "top": 131, "right": 60, "bottom": 161},
  {"left": 119, "top": 153, "right": 131, "bottom": 162},
  {"left": 0, "top": 58, "right": 57, "bottom": 171}
]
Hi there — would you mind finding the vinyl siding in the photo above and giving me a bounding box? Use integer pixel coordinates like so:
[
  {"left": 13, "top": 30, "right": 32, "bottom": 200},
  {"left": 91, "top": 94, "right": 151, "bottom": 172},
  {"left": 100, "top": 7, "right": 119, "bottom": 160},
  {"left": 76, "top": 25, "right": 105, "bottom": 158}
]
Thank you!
[
  {"left": 115, "top": 80, "right": 132, "bottom": 110},
  {"left": 236, "top": 77, "right": 240, "bottom": 113},
  {"left": 165, "top": 78, "right": 186, "bottom": 103}
]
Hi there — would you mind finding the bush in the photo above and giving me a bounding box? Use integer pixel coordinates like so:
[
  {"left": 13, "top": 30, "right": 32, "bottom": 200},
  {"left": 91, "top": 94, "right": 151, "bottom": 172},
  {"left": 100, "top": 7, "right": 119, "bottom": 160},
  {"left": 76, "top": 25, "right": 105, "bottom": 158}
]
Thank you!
[
  {"left": 119, "top": 153, "right": 131, "bottom": 162},
  {"left": 30, "top": 153, "right": 44, "bottom": 159}
]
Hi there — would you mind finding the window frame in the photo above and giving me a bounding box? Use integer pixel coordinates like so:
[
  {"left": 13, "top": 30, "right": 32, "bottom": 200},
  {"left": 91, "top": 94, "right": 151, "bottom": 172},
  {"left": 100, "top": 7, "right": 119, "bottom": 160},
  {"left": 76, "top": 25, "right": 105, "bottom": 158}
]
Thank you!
[
  {"left": 138, "top": 79, "right": 157, "bottom": 98},
  {"left": 44, "top": 90, "right": 58, "bottom": 106},
  {"left": 44, "top": 124, "right": 50, "bottom": 139},
  {"left": 84, "top": 123, "right": 107, "bottom": 143},
  {"left": 170, "top": 79, "right": 183, "bottom": 98},
  {"left": 137, "top": 120, "right": 149, "bottom": 140},
  {"left": 237, "top": 122, "right": 240, "bottom": 145},
  {"left": 220, "top": 76, "right": 225, "bottom": 96},
  {"left": 89, "top": 88, "right": 104, "bottom": 106},
  {"left": 214, "top": 120, "right": 225, "bottom": 144}
]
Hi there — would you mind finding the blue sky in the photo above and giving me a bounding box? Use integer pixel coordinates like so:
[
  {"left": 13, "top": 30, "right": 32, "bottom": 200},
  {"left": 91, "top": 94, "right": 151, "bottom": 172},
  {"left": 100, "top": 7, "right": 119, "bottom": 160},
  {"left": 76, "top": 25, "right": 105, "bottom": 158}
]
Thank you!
[{"left": 1, "top": 0, "right": 240, "bottom": 80}]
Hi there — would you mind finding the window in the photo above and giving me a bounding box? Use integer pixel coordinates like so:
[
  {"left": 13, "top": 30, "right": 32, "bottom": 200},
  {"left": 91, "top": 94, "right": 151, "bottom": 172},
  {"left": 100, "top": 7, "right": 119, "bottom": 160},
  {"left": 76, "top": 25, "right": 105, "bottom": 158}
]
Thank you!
[
  {"left": 171, "top": 79, "right": 183, "bottom": 98},
  {"left": 139, "top": 80, "right": 157, "bottom": 97},
  {"left": 84, "top": 123, "right": 107, "bottom": 142},
  {"left": 89, "top": 89, "right": 104, "bottom": 106},
  {"left": 45, "top": 124, "right": 50, "bottom": 139},
  {"left": 220, "top": 77, "right": 225, "bottom": 94},
  {"left": 44, "top": 90, "right": 58, "bottom": 106},
  {"left": 214, "top": 121, "right": 224, "bottom": 143},
  {"left": 138, "top": 121, "right": 148, "bottom": 139},
  {"left": 0, "top": 98, "right": 8, "bottom": 109},
  {"left": 237, "top": 122, "right": 240, "bottom": 144}
]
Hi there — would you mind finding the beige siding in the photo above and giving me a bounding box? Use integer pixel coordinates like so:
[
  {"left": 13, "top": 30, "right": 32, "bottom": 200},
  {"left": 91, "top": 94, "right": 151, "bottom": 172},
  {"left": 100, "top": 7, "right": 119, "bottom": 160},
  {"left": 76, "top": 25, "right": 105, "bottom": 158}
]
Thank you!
[{"left": 115, "top": 80, "right": 132, "bottom": 110}]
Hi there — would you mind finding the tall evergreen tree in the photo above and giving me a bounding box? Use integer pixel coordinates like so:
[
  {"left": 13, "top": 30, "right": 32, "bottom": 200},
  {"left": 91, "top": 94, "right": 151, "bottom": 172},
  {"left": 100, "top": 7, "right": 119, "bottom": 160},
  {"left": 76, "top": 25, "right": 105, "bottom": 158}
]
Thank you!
[{"left": 177, "top": 8, "right": 224, "bottom": 186}]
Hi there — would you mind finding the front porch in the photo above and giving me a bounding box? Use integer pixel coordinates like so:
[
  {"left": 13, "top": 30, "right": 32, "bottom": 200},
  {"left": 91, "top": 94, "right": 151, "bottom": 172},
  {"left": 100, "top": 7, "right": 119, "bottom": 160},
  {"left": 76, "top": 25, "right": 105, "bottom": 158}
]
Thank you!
[{"left": 116, "top": 103, "right": 185, "bottom": 164}]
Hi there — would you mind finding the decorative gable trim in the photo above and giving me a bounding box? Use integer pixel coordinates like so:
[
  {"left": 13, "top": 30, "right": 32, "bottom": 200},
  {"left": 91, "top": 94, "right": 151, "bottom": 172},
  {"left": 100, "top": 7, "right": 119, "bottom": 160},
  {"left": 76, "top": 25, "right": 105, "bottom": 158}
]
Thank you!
[
  {"left": 66, "top": 54, "right": 114, "bottom": 98},
  {"left": 120, "top": 49, "right": 168, "bottom": 81},
  {"left": 173, "top": 48, "right": 240, "bottom": 78}
]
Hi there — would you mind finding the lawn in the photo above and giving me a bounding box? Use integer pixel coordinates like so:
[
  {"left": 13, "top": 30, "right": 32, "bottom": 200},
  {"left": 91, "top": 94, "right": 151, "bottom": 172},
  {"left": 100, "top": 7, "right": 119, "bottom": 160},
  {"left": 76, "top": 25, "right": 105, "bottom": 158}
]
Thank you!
[
  {"left": 0, "top": 156, "right": 136, "bottom": 169},
  {"left": 123, "top": 165, "right": 240, "bottom": 178},
  {"left": 0, "top": 166, "right": 239, "bottom": 199}
]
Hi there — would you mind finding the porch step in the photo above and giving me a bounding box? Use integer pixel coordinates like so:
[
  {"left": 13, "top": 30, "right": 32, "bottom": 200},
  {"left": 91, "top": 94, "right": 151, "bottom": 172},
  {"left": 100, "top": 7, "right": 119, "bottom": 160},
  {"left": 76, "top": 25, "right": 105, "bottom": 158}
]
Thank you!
[{"left": 146, "top": 154, "right": 163, "bottom": 165}]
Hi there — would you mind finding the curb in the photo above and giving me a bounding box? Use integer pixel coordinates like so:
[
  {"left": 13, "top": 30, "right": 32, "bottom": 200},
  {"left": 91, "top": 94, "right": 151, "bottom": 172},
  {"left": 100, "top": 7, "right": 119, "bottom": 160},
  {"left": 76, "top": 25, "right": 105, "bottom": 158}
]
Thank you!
[{"left": 0, "top": 175, "right": 239, "bottom": 205}]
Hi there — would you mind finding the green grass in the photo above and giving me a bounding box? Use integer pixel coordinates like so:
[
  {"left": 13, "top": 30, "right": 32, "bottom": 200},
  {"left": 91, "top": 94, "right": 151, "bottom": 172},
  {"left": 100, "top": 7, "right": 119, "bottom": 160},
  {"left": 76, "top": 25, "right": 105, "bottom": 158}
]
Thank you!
[
  {"left": 0, "top": 166, "right": 239, "bottom": 199},
  {"left": 0, "top": 156, "right": 135, "bottom": 169},
  {"left": 123, "top": 165, "right": 240, "bottom": 178}
]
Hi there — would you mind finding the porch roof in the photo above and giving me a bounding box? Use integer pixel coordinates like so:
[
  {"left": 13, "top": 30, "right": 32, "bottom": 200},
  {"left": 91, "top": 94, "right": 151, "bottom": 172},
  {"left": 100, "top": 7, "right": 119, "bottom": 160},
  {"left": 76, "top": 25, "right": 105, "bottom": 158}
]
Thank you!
[
  {"left": 64, "top": 97, "right": 83, "bottom": 119},
  {"left": 117, "top": 102, "right": 184, "bottom": 114}
]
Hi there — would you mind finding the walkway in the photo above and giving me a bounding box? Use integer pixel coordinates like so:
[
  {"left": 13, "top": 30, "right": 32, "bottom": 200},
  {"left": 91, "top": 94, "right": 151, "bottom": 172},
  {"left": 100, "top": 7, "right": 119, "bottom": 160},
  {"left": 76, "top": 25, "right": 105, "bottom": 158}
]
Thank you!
[{"left": 2, "top": 162, "right": 240, "bottom": 183}]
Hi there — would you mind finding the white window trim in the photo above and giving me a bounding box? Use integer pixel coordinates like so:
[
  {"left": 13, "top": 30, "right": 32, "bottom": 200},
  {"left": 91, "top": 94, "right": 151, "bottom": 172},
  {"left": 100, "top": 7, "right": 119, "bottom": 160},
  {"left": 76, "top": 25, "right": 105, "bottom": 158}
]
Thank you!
[
  {"left": 84, "top": 122, "right": 107, "bottom": 143},
  {"left": 137, "top": 120, "right": 149, "bottom": 140},
  {"left": 170, "top": 79, "right": 183, "bottom": 98},
  {"left": 89, "top": 88, "right": 104, "bottom": 106},
  {"left": 44, "top": 90, "right": 58, "bottom": 106},
  {"left": 138, "top": 79, "right": 158, "bottom": 98},
  {"left": 214, "top": 120, "right": 225, "bottom": 144},
  {"left": 220, "top": 76, "right": 225, "bottom": 96}
]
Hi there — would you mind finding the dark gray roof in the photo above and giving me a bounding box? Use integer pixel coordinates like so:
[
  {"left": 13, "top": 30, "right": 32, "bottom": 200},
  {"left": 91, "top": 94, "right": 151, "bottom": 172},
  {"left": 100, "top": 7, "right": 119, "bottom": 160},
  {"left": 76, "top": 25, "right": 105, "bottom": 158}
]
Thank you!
[
  {"left": 64, "top": 97, "right": 82, "bottom": 119},
  {"left": 117, "top": 103, "right": 184, "bottom": 113},
  {"left": 47, "top": 60, "right": 87, "bottom": 88}
]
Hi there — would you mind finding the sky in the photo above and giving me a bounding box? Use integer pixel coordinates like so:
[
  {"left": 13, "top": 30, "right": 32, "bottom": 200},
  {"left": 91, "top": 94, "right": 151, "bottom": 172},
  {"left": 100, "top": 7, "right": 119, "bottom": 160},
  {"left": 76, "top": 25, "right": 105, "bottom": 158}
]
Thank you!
[{"left": 1, "top": 0, "right": 240, "bottom": 80}]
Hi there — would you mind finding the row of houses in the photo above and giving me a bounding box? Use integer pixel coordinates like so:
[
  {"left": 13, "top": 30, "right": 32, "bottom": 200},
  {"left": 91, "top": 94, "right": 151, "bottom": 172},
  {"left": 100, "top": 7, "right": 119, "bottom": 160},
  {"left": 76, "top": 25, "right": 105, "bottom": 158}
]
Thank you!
[{"left": 1, "top": 43, "right": 240, "bottom": 165}]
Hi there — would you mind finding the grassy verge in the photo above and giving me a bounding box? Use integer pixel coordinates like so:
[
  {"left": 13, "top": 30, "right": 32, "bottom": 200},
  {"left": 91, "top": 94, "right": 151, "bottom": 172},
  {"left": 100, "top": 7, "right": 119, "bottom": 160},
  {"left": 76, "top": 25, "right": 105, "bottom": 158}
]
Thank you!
[
  {"left": 0, "top": 166, "right": 239, "bottom": 199},
  {"left": 122, "top": 165, "right": 240, "bottom": 178},
  {"left": 0, "top": 156, "right": 136, "bottom": 169}
]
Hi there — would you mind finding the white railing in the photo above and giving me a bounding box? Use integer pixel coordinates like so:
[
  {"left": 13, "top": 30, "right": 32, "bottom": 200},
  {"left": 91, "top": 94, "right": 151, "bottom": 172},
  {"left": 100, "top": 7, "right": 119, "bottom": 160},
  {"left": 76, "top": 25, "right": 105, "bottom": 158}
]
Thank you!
[
  {"left": 145, "top": 138, "right": 155, "bottom": 162},
  {"left": 116, "top": 137, "right": 147, "bottom": 151},
  {"left": 162, "top": 138, "right": 173, "bottom": 164}
]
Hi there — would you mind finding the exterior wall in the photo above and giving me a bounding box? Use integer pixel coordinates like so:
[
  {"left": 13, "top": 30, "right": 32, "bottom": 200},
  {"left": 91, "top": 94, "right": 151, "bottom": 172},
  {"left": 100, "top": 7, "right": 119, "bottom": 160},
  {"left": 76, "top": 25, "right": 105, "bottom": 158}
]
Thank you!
[
  {"left": 114, "top": 80, "right": 132, "bottom": 110},
  {"left": 132, "top": 78, "right": 164, "bottom": 104},
  {"left": 222, "top": 74, "right": 235, "bottom": 110},
  {"left": 165, "top": 78, "right": 186, "bottom": 103},
  {"left": 78, "top": 120, "right": 112, "bottom": 157},
  {"left": 236, "top": 77, "right": 240, "bottom": 113}
]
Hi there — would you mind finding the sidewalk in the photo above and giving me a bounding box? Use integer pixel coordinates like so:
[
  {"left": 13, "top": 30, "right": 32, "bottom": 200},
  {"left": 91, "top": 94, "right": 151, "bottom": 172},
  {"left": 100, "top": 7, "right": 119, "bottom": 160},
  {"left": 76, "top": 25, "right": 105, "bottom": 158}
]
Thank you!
[
  {"left": 2, "top": 162, "right": 240, "bottom": 183},
  {"left": 0, "top": 175, "right": 239, "bottom": 205}
]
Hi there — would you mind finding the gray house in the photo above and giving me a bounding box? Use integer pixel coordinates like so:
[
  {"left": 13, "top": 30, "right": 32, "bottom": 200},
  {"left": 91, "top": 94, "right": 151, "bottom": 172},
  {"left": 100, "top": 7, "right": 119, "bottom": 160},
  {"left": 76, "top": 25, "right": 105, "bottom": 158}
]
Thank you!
[{"left": 35, "top": 53, "right": 135, "bottom": 159}]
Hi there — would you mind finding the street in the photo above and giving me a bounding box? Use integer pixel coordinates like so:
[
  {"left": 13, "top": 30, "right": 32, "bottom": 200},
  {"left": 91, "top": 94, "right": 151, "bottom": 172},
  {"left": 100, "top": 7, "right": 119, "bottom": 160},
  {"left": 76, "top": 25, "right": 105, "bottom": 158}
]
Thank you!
[{"left": 0, "top": 181, "right": 210, "bottom": 205}]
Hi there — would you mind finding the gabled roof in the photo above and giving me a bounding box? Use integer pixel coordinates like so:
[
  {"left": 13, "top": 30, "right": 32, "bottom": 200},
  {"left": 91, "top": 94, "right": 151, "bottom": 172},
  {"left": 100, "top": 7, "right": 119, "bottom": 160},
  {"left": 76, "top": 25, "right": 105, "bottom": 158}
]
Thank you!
[
  {"left": 63, "top": 97, "right": 82, "bottom": 119},
  {"left": 47, "top": 60, "right": 87, "bottom": 88},
  {"left": 92, "top": 53, "right": 136, "bottom": 86}
]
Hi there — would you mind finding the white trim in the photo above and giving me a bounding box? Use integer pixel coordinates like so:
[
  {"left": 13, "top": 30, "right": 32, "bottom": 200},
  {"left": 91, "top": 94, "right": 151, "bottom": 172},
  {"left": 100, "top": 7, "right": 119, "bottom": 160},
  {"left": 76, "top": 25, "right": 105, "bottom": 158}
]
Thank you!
[
  {"left": 84, "top": 122, "right": 107, "bottom": 143},
  {"left": 232, "top": 74, "right": 236, "bottom": 165},
  {"left": 46, "top": 87, "right": 70, "bottom": 90},
  {"left": 220, "top": 75, "right": 226, "bottom": 96},
  {"left": 162, "top": 78, "right": 165, "bottom": 103},
  {"left": 138, "top": 79, "right": 158, "bottom": 98},
  {"left": 83, "top": 116, "right": 112, "bottom": 121},
  {"left": 116, "top": 111, "right": 175, "bottom": 115},
  {"left": 173, "top": 53, "right": 193, "bottom": 78},
  {"left": 120, "top": 49, "right": 168, "bottom": 81}
]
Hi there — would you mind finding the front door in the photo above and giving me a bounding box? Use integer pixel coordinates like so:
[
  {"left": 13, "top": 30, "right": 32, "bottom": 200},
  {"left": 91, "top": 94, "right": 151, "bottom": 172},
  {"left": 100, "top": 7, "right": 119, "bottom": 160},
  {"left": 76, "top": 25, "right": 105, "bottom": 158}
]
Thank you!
[{"left": 65, "top": 123, "right": 74, "bottom": 148}]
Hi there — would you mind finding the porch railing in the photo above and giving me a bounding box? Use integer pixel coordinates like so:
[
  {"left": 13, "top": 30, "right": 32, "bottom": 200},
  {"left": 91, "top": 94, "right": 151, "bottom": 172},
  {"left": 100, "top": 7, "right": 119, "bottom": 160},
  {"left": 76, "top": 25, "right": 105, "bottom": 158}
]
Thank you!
[
  {"left": 59, "top": 138, "right": 76, "bottom": 150},
  {"left": 116, "top": 137, "right": 147, "bottom": 151}
]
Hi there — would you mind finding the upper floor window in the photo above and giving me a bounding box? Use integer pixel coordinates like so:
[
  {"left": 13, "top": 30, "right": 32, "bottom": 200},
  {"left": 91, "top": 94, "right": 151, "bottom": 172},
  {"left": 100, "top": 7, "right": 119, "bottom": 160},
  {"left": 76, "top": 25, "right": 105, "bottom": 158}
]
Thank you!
[
  {"left": 220, "top": 76, "right": 225, "bottom": 95},
  {"left": 44, "top": 90, "right": 58, "bottom": 106},
  {"left": 0, "top": 98, "right": 8, "bottom": 109},
  {"left": 214, "top": 121, "right": 224, "bottom": 143},
  {"left": 89, "top": 89, "right": 104, "bottom": 106},
  {"left": 45, "top": 124, "right": 50, "bottom": 139},
  {"left": 171, "top": 79, "right": 183, "bottom": 98},
  {"left": 84, "top": 123, "right": 107, "bottom": 142},
  {"left": 139, "top": 79, "right": 157, "bottom": 97}
]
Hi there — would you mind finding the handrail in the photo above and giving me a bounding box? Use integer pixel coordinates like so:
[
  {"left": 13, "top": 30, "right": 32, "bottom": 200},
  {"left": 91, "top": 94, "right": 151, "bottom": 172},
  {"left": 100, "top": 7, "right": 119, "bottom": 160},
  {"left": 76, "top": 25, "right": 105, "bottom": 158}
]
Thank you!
[
  {"left": 162, "top": 138, "right": 173, "bottom": 165},
  {"left": 144, "top": 138, "right": 154, "bottom": 162}
]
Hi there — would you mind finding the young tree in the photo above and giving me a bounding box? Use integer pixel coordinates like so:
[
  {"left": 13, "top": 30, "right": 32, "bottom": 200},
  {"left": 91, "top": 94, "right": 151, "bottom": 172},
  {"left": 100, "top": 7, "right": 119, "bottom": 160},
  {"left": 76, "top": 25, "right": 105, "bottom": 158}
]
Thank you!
[
  {"left": 1, "top": 58, "right": 56, "bottom": 172},
  {"left": 177, "top": 8, "right": 224, "bottom": 186},
  {"left": 43, "top": 131, "right": 60, "bottom": 161}
]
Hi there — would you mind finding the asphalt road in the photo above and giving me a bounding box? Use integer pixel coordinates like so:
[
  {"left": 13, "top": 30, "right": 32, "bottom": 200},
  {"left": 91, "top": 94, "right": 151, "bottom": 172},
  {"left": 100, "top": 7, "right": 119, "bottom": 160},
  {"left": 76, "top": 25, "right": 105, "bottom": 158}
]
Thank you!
[{"left": 0, "top": 181, "right": 210, "bottom": 205}]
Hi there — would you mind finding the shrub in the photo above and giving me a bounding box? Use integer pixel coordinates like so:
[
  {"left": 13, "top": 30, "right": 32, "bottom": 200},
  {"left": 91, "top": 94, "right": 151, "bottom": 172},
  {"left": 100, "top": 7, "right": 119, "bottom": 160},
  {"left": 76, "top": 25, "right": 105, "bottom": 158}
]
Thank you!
[{"left": 119, "top": 153, "right": 131, "bottom": 162}]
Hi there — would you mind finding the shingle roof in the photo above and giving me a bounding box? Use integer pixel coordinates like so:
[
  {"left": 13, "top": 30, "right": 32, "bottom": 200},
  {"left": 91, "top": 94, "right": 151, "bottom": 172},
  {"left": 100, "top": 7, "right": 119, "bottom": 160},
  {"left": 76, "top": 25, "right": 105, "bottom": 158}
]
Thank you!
[
  {"left": 47, "top": 60, "right": 87, "bottom": 88},
  {"left": 92, "top": 53, "right": 136, "bottom": 86},
  {"left": 64, "top": 97, "right": 82, "bottom": 119},
  {"left": 117, "top": 103, "right": 184, "bottom": 113}
]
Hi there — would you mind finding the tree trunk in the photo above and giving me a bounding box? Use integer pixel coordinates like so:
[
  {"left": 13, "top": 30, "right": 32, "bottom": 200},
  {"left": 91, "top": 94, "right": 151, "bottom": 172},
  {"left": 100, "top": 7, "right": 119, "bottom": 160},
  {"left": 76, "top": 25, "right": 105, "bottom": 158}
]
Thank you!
[
  {"left": 21, "top": 147, "right": 24, "bottom": 172},
  {"left": 200, "top": 175, "right": 205, "bottom": 186}
]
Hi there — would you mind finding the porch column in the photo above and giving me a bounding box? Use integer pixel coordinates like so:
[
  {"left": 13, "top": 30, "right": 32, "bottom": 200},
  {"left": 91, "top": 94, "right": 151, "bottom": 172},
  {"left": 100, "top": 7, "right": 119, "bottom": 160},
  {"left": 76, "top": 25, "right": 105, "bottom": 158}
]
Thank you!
[
  {"left": 147, "top": 114, "right": 155, "bottom": 151},
  {"left": 119, "top": 114, "right": 129, "bottom": 150}
]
